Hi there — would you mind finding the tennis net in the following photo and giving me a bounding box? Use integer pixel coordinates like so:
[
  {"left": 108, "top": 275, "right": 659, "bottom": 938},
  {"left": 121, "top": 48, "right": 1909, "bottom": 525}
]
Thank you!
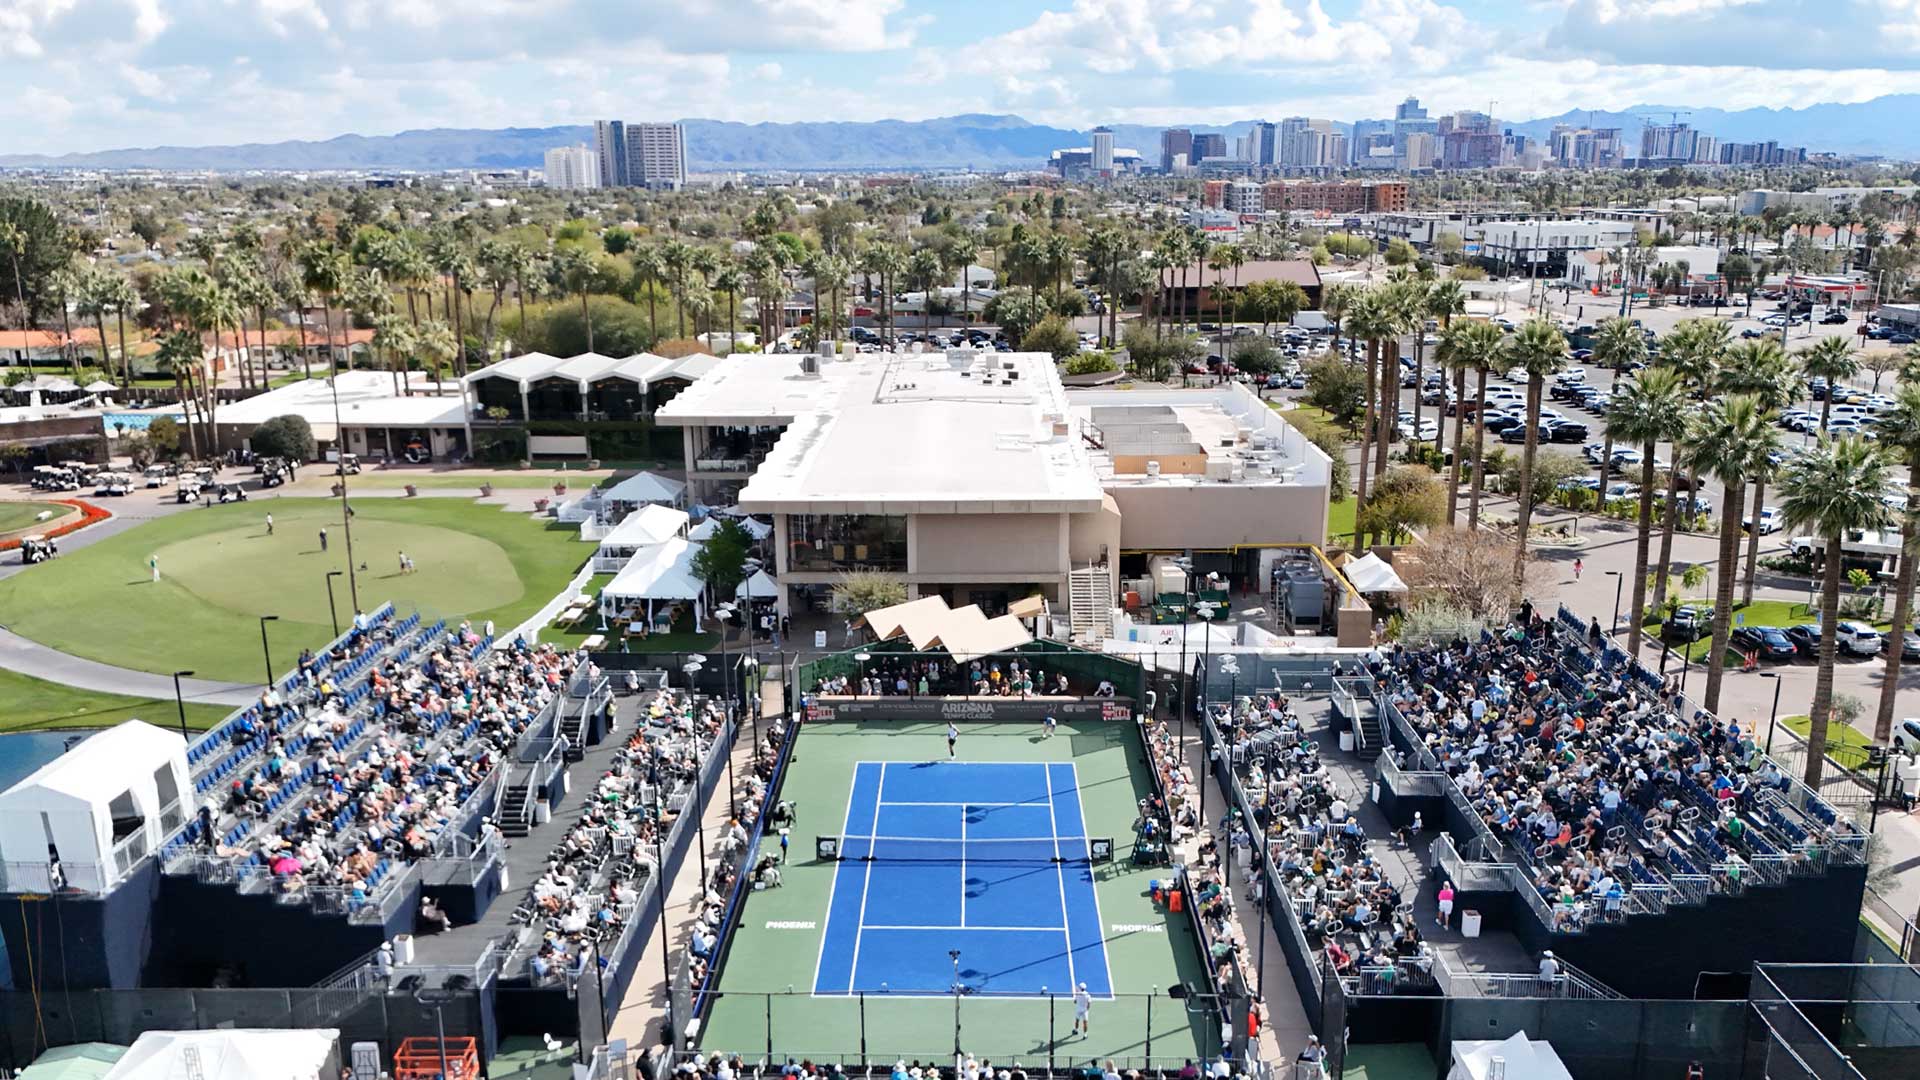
[{"left": 840, "top": 836, "right": 1091, "bottom": 865}]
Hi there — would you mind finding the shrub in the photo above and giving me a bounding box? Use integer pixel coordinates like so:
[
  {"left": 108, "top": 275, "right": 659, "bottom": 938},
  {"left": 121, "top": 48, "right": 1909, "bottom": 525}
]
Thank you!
[
  {"left": 0, "top": 499, "right": 110, "bottom": 551},
  {"left": 250, "top": 414, "right": 316, "bottom": 462},
  {"left": 1021, "top": 315, "right": 1080, "bottom": 360},
  {"left": 1064, "top": 351, "right": 1117, "bottom": 375}
]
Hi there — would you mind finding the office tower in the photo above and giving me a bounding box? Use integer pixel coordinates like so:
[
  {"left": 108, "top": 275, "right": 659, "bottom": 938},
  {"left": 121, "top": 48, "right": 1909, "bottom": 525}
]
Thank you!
[
  {"left": 1250, "top": 120, "right": 1278, "bottom": 167},
  {"left": 1091, "top": 127, "right": 1115, "bottom": 173},
  {"left": 593, "top": 120, "right": 629, "bottom": 187},
  {"left": 1278, "top": 117, "right": 1333, "bottom": 168},
  {"left": 626, "top": 122, "right": 687, "bottom": 190},
  {"left": 1192, "top": 133, "right": 1227, "bottom": 161},
  {"left": 543, "top": 145, "right": 598, "bottom": 190},
  {"left": 1395, "top": 97, "right": 1427, "bottom": 122},
  {"left": 1324, "top": 131, "right": 1349, "bottom": 168},
  {"left": 1639, "top": 122, "right": 1699, "bottom": 165},
  {"left": 1160, "top": 128, "right": 1193, "bottom": 173}
]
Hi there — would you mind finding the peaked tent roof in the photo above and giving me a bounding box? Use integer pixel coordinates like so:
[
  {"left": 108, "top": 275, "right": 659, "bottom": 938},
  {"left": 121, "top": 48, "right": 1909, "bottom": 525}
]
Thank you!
[
  {"left": 601, "top": 471, "right": 687, "bottom": 504},
  {"left": 1343, "top": 552, "right": 1408, "bottom": 594},
  {"left": 596, "top": 504, "right": 689, "bottom": 548},
  {"left": 854, "top": 594, "right": 1033, "bottom": 663},
  {"left": 600, "top": 538, "right": 707, "bottom": 605},
  {"left": 736, "top": 569, "right": 779, "bottom": 599},
  {"left": 103, "top": 1028, "right": 338, "bottom": 1080}
]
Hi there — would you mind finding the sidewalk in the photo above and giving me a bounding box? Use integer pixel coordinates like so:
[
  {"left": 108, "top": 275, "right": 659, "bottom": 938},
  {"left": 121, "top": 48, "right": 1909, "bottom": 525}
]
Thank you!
[{"left": 0, "top": 625, "right": 258, "bottom": 707}]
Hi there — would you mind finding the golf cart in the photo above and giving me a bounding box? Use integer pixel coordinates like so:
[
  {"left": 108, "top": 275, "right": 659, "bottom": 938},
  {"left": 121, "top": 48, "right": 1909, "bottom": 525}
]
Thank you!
[
  {"left": 257, "top": 456, "right": 290, "bottom": 488},
  {"left": 142, "top": 463, "right": 177, "bottom": 488},
  {"left": 215, "top": 482, "right": 249, "bottom": 504},
  {"left": 400, "top": 438, "right": 430, "bottom": 465},
  {"left": 94, "top": 472, "right": 133, "bottom": 497},
  {"left": 334, "top": 453, "right": 361, "bottom": 476},
  {"left": 18, "top": 535, "right": 55, "bottom": 564},
  {"left": 30, "top": 465, "right": 80, "bottom": 492},
  {"left": 175, "top": 474, "right": 205, "bottom": 503}
]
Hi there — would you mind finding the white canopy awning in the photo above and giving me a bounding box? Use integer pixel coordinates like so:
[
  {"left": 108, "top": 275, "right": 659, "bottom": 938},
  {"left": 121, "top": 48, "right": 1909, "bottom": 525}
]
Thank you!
[
  {"left": 104, "top": 1028, "right": 339, "bottom": 1080},
  {"left": 596, "top": 504, "right": 689, "bottom": 551},
  {"left": 855, "top": 594, "right": 1034, "bottom": 663},
  {"left": 736, "top": 569, "right": 779, "bottom": 599},
  {"left": 83, "top": 381, "right": 119, "bottom": 393},
  {"left": 601, "top": 537, "right": 707, "bottom": 619},
  {"left": 0, "top": 721, "right": 190, "bottom": 895},
  {"left": 1343, "top": 552, "right": 1408, "bottom": 594},
  {"left": 1448, "top": 1033, "right": 1574, "bottom": 1080},
  {"left": 689, "top": 515, "right": 772, "bottom": 541},
  {"left": 601, "top": 471, "right": 686, "bottom": 506}
]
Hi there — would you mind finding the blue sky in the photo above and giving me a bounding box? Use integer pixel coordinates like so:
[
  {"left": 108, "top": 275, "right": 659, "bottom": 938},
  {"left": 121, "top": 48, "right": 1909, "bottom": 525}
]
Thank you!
[{"left": 5, "top": 0, "right": 1920, "bottom": 154}]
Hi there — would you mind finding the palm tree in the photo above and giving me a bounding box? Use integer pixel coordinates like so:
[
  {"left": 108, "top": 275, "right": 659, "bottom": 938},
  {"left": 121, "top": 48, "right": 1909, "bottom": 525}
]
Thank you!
[
  {"left": 1778, "top": 436, "right": 1894, "bottom": 784},
  {"left": 1684, "top": 395, "right": 1780, "bottom": 713},
  {"left": 298, "top": 241, "right": 350, "bottom": 378},
  {"left": 1715, "top": 339, "right": 1800, "bottom": 606},
  {"left": 106, "top": 270, "right": 138, "bottom": 387},
  {"left": 1417, "top": 280, "right": 1466, "bottom": 449},
  {"left": 1015, "top": 233, "right": 1048, "bottom": 328},
  {"left": 1344, "top": 291, "right": 1394, "bottom": 545},
  {"left": 415, "top": 319, "right": 458, "bottom": 386},
  {"left": 1044, "top": 233, "right": 1075, "bottom": 308},
  {"left": 0, "top": 221, "right": 32, "bottom": 375},
  {"left": 1796, "top": 336, "right": 1860, "bottom": 431},
  {"left": 1437, "top": 319, "right": 1503, "bottom": 527},
  {"left": 659, "top": 240, "right": 693, "bottom": 340},
  {"left": 630, "top": 245, "right": 665, "bottom": 344},
  {"left": 1376, "top": 281, "right": 1422, "bottom": 469},
  {"left": 1607, "top": 367, "right": 1691, "bottom": 655},
  {"left": 553, "top": 247, "right": 599, "bottom": 353},
  {"left": 1586, "top": 317, "right": 1646, "bottom": 480},
  {"left": 74, "top": 266, "right": 114, "bottom": 383},
  {"left": 1872, "top": 380, "right": 1920, "bottom": 745},
  {"left": 858, "top": 242, "right": 903, "bottom": 349},
  {"left": 711, "top": 262, "right": 744, "bottom": 350},
  {"left": 946, "top": 238, "right": 978, "bottom": 327},
  {"left": 808, "top": 252, "right": 851, "bottom": 344},
  {"left": 1647, "top": 318, "right": 1731, "bottom": 610},
  {"left": 373, "top": 315, "right": 415, "bottom": 396},
  {"left": 1506, "top": 319, "right": 1570, "bottom": 583},
  {"left": 155, "top": 330, "right": 205, "bottom": 458},
  {"left": 907, "top": 247, "right": 944, "bottom": 339},
  {"left": 1321, "top": 282, "right": 1357, "bottom": 363}
]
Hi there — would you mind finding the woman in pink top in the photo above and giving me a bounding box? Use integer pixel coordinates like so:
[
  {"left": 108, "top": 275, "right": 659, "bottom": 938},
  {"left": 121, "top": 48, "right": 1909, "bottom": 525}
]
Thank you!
[{"left": 1436, "top": 880, "right": 1456, "bottom": 929}]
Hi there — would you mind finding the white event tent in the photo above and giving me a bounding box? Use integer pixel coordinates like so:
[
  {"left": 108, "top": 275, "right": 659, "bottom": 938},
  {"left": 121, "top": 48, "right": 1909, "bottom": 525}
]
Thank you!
[
  {"left": 103, "top": 1028, "right": 339, "bottom": 1080},
  {"left": 0, "top": 721, "right": 190, "bottom": 894},
  {"left": 600, "top": 537, "right": 709, "bottom": 624},
  {"left": 594, "top": 504, "right": 690, "bottom": 566}
]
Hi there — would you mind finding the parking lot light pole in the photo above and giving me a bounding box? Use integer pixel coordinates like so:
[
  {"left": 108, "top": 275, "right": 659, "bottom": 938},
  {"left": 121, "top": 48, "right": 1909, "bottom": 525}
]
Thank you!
[
  {"left": 258, "top": 615, "right": 280, "bottom": 688},
  {"left": 171, "top": 670, "right": 195, "bottom": 742},
  {"left": 1604, "top": 571, "right": 1623, "bottom": 634},
  {"left": 1760, "top": 672, "right": 1783, "bottom": 758},
  {"left": 324, "top": 571, "right": 343, "bottom": 638}
]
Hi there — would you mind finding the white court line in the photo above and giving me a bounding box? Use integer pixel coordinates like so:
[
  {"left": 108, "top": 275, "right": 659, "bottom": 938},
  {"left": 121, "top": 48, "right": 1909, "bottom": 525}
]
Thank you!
[
  {"left": 1044, "top": 763, "right": 1079, "bottom": 994},
  {"left": 846, "top": 761, "right": 887, "bottom": 993},
  {"left": 856, "top": 835, "right": 1085, "bottom": 844},
  {"left": 960, "top": 791, "right": 968, "bottom": 928},
  {"left": 863, "top": 924, "right": 1067, "bottom": 931},
  {"left": 1069, "top": 761, "right": 1116, "bottom": 995},
  {"left": 810, "top": 759, "right": 865, "bottom": 992},
  {"left": 874, "top": 800, "right": 1049, "bottom": 807}
]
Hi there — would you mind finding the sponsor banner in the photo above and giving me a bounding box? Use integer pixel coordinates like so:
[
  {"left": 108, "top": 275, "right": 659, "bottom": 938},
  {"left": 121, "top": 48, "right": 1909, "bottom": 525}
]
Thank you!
[{"left": 803, "top": 698, "right": 1133, "bottom": 723}]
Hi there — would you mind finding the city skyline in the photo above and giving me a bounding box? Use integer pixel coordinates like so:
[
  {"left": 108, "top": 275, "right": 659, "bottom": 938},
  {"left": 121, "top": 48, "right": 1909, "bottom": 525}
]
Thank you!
[{"left": 5, "top": 0, "right": 1920, "bottom": 156}]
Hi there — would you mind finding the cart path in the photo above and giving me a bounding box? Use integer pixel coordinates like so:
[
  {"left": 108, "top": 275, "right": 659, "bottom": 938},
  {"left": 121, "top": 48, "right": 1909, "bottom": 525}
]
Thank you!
[{"left": 0, "top": 626, "right": 257, "bottom": 709}]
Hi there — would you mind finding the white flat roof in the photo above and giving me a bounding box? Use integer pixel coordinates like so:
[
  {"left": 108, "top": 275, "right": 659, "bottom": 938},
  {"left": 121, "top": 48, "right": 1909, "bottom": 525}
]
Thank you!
[
  {"left": 213, "top": 371, "right": 466, "bottom": 429},
  {"left": 1070, "top": 384, "right": 1330, "bottom": 489},
  {"left": 461, "top": 350, "right": 718, "bottom": 390},
  {"left": 673, "top": 350, "right": 1107, "bottom": 513}
]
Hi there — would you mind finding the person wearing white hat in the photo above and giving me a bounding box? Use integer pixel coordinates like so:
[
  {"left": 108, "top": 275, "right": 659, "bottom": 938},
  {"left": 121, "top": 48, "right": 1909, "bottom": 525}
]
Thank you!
[{"left": 1073, "top": 981, "right": 1093, "bottom": 1034}]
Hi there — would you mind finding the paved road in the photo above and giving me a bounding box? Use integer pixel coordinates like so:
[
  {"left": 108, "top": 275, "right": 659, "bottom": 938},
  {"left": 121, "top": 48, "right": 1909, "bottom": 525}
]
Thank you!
[{"left": 0, "top": 626, "right": 258, "bottom": 708}]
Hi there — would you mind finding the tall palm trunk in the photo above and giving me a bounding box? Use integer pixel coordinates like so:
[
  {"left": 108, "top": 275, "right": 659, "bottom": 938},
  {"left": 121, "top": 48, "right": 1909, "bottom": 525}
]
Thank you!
[
  {"left": 256, "top": 306, "right": 271, "bottom": 391},
  {"left": 1651, "top": 469, "right": 1683, "bottom": 610},
  {"left": 1804, "top": 538, "right": 1845, "bottom": 785},
  {"left": 1875, "top": 453, "right": 1920, "bottom": 744},
  {"left": 94, "top": 315, "right": 111, "bottom": 391},
  {"left": 1411, "top": 336, "right": 1426, "bottom": 451},
  {"left": 1355, "top": 339, "right": 1379, "bottom": 549},
  {"left": 1446, "top": 364, "right": 1468, "bottom": 524},
  {"left": 580, "top": 290, "right": 595, "bottom": 353},
  {"left": 1378, "top": 341, "right": 1398, "bottom": 481},
  {"left": 1596, "top": 429, "right": 1615, "bottom": 492},
  {"left": 1468, "top": 367, "right": 1490, "bottom": 528},
  {"left": 1627, "top": 448, "right": 1659, "bottom": 654},
  {"left": 1702, "top": 480, "right": 1745, "bottom": 713},
  {"left": 1513, "top": 379, "right": 1544, "bottom": 584},
  {"left": 1741, "top": 478, "right": 1768, "bottom": 606},
  {"left": 115, "top": 308, "right": 130, "bottom": 387}
]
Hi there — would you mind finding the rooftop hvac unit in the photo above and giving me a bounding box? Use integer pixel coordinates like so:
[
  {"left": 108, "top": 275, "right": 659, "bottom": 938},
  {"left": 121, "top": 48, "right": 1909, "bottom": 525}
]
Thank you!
[
  {"left": 947, "top": 348, "right": 974, "bottom": 369},
  {"left": 1218, "top": 436, "right": 1236, "bottom": 449},
  {"left": 818, "top": 340, "right": 835, "bottom": 357},
  {"left": 1251, "top": 433, "right": 1275, "bottom": 450},
  {"left": 1205, "top": 458, "right": 1235, "bottom": 482},
  {"left": 1146, "top": 460, "right": 1161, "bottom": 477}
]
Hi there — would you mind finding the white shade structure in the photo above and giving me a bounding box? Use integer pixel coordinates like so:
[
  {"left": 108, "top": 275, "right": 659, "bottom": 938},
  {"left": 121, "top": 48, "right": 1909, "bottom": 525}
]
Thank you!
[
  {"left": 1342, "top": 552, "right": 1408, "bottom": 594},
  {"left": 689, "top": 515, "right": 771, "bottom": 542},
  {"left": 600, "top": 471, "right": 687, "bottom": 508},
  {"left": 736, "top": 569, "right": 779, "bottom": 599},
  {"left": 104, "top": 1028, "right": 340, "bottom": 1080},
  {"left": 0, "top": 721, "right": 190, "bottom": 895},
  {"left": 594, "top": 504, "right": 690, "bottom": 569},
  {"left": 599, "top": 537, "right": 708, "bottom": 622}
]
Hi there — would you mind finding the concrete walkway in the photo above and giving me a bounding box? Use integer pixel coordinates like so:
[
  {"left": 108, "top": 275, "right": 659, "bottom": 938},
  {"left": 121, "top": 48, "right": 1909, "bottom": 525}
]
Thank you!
[{"left": 0, "top": 626, "right": 257, "bottom": 708}]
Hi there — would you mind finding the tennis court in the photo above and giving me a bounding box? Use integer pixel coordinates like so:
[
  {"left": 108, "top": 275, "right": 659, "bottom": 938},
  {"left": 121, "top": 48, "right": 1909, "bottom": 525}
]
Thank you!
[
  {"left": 815, "top": 760, "right": 1112, "bottom": 996},
  {"left": 694, "top": 718, "right": 1217, "bottom": 1066}
]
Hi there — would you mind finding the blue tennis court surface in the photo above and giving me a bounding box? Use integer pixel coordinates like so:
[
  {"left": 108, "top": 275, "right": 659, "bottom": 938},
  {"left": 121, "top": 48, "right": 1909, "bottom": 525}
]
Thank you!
[{"left": 813, "top": 761, "right": 1113, "bottom": 997}]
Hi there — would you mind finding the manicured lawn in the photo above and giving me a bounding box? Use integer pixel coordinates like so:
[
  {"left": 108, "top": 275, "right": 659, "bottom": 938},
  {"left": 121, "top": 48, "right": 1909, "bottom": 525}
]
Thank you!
[
  {"left": 1328, "top": 496, "right": 1357, "bottom": 547},
  {"left": 539, "top": 573, "right": 719, "bottom": 653},
  {"left": 1782, "top": 713, "right": 1874, "bottom": 771},
  {"left": 0, "top": 501, "right": 68, "bottom": 535},
  {"left": 348, "top": 474, "right": 604, "bottom": 490},
  {"left": 0, "top": 497, "right": 587, "bottom": 682},
  {"left": 0, "top": 669, "right": 232, "bottom": 734}
]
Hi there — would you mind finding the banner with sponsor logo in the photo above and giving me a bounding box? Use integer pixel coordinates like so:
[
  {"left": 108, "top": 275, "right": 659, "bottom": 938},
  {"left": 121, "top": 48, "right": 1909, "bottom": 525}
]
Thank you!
[{"left": 802, "top": 698, "right": 1134, "bottom": 723}]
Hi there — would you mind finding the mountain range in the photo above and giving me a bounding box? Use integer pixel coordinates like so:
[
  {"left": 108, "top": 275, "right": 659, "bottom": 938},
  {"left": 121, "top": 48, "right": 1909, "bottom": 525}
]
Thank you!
[{"left": 3, "top": 97, "right": 1918, "bottom": 172}]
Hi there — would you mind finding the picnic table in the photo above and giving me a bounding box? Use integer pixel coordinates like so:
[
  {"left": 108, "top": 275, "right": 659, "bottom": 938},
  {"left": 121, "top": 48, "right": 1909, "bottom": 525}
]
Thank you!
[{"left": 582, "top": 634, "right": 606, "bottom": 650}]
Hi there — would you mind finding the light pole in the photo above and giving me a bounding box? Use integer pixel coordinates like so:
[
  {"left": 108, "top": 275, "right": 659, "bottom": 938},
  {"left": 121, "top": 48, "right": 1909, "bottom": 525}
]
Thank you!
[
  {"left": 171, "top": 670, "right": 195, "bottom": 743},
  {"left": 413, "top": 987, "right": 456, "bottom": 1080},
  {"left": 1604, "top": 571, "right": 1623, "bottom": 635},
  {"left": 1760, "top": 671, "right": 1783, "bottom": 758},
  {"left": 323, "top": 571, "right": 343, "bottom": 638},
  {"left": 258, "top": 614, "right": 280, "bottom": 688},
  {"left": 326, "top": 355, "right": 360, "bottom": 611},
  {"left": 740, "top": 655, "right": 761, "bottom": 778},
  {"left": 713, "top": 601, "right": 737, "bottom": 713}
]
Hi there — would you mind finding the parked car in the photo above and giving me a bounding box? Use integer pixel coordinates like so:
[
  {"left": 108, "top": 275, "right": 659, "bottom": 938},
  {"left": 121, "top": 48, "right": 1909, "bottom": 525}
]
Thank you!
[
  {"left": 1783, "top": 624, "right": 1823, "bottom": 655},
  {"left": 1545, "top": 420, "right": 1589, "bottom": 443},
  {"left": 1396, "top": 417, "right": 1441, "bottom": 441},
  {"left": 1821, "top": 310, "right": 1849, "bottom": 324},
  {"left": 1732, "top": 625, "right": 1798, "bottom": 661},
  {"left": 1887, "top": 629, "right": 1920, "bottom": 661},
  {"left": 1663, "top": 606, "right": 1712, "bottom": 642},
  {"left": 1741, "top": 506, "right": 1785, "bottom": 534},
  {"left": 1836, "top": 621, "right": 1885, "bottom": 657}
]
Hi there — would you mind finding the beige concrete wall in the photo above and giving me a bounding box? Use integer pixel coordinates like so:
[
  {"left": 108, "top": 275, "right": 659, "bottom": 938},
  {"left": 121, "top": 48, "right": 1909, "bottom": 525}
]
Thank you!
[
  {"left": 1068, "top": 494, "right": 1124, "bottom": 603},
  {"left": 1107, "top": 483, "right": 1330, "bottom": 551},
  {"left": 1111, "top": 453, "right": 1209, "bottom": 475},
  {"left": 911, "top": 512, "right": 1068, "bottom": 579}
]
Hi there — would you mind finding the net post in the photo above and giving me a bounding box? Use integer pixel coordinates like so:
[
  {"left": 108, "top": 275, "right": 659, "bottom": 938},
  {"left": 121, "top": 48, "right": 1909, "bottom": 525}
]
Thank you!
[
  {"left": 1147, "top": 989, "right": 1155, "bottom": 1066},
  {"left": 1048, "top": 992, "right": 1056, "bottom": 1072},
  {"left": 764, "top": 992, "right": 772, "bottom": 1058},
  {"left": 859, "top": 991, "right": 867, "bottom": 1068}
]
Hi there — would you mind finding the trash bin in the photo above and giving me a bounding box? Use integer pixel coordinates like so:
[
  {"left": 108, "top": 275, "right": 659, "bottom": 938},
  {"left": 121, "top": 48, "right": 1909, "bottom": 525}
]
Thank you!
[
  {"left": 1462, "top": 910, "right": 1483, "bottom": 938},
  {"left": 393, "top": 934, "right": 416, "bottom": 963},
  {"left": 404, "top": 483, "right": 417, "bottom": 497},
  {"left": 1339, "top": 730, "right": 1355, "bottom": 752}
]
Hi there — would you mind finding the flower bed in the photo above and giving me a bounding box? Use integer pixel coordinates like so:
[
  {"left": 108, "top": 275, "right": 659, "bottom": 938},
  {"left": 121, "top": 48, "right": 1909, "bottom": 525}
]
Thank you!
[{"left": 0, "top": 499, "right": 111, "bottom": 551}]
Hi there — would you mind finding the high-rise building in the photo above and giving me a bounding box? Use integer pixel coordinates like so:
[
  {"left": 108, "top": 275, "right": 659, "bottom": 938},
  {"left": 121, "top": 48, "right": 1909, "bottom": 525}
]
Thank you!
[
  {"left": 543, "top": 144, "right": 598, "bottom": 190},
  {"left": 1160, "top": 128, "right": 1193, "bottom": 173},
  {"left": 1324, "top": 132, "right": 1349, "bottom": 169},
  {"left": 1250, "top": 121, "right": 1279, "bottom": 167},
  {"left": 626, "top": 122, "right": 687, "bottom": 190},
  {"left": 1550, "top": 126, "right": 1624, "bottom": 168},
  {"left": 1091, "top": 127, "right": 1115, "bottom": 174},
  {"left": 1395, "top": 97, "right": 1427, "bottom": 122},
  {"left": 1192, "top": 133, "right": 1228, "bottom": 161},
  {"left": 1278, "top": 117, "right": 1335, "bottom": 168},
  {"left": 1403, "top": 132, "right": 1437, "bottom": 170},
  {"left": 1639, "top": 122, "right": 1699, "bottom": 165},
  {"left": 1225, "top": 180, "right": 1264, "bottom": 213},
  {"left": 593, "top": 120, "right": 629, "bottom": 187},
  {"left": 1438, "top": 111, "right": 1500, "bottom": 170}
]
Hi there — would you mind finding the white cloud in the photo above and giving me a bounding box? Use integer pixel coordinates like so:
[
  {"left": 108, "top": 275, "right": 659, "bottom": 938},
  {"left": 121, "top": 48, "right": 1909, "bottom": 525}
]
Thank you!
[{"left": 753, "top": 62, "right": 783, "bottom": 81}]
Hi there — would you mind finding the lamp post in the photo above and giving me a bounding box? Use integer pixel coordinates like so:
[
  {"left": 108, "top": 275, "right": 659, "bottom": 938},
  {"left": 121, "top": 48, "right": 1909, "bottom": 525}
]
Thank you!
[
  {"left": 323, "top": 571, "right": 343, "bottom": 638},
  {"left": 1194, "top": 599, "right": 1219, "bottom": 826},
  {"left": 413, "top": 987, "right": 456, "bottom": 1080},
  {"left": 740, "top": 655, "right": 761, "bottom": 778},
  {"left": 257, "top": 614, "right": 280, "bottom": 688},
  {"left": 1604, "top": 571, "right": 1623, "bottom": 634},
  {"left": 171, "top": 670, "right": 196, "bottom": 743},
  {"left": 1760, "top": 671, "right": 1783, "bottom": 758},
  {"left": 713, "top": 601, "right": 737, "bottom": 712}
]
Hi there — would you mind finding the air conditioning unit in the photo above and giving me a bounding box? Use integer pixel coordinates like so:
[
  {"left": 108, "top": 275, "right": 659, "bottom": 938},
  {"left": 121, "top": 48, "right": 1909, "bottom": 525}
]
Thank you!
[
  {"left": 799, "top": 354, "right": 821, "bottom": 376},
  {"left": 1146, "top": 460, "right": 1161, "bottom": 477}
]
